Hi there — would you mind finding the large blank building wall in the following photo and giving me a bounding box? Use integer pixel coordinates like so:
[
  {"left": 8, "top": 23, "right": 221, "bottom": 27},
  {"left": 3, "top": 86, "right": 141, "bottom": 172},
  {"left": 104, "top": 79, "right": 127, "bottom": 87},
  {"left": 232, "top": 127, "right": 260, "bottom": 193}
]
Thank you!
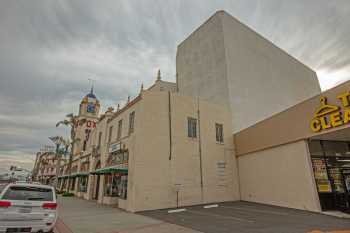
[
  {"left": 177, "top": 11, "right": 321, "bottom": 133},
  {"left": 131, "top": 91, "right": 240, "bottom": 212},
  {"left": 176, "top": 13, "right": 230, "bottom": 107},
  {"left": 238, "top": 140, "right": 321, "bottom": 212}
]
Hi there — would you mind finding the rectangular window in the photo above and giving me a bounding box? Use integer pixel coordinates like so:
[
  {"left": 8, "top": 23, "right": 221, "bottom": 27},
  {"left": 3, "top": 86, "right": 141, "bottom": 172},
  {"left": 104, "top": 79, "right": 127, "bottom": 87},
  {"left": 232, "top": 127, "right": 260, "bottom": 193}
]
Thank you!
[
  {"left": 215, "top": 123, "right": 224, "bottom": 143},
  {"left": 117, "top": 120, "right": 123, "bottom": 140},
  {"left": 108, "top": 126, "right": 113, "bottom": 143},
  {"left": 129, "top": 111, "right": 135, "bottom": 134},
  {"left": 3, "top": 186, "right": 53, "bottom": 201},
  {"left": 187, "top": 117, "right": 197, "bottom": 138},
  {"left": 98, "top": 132, "right": 102, "bottom": 148}
]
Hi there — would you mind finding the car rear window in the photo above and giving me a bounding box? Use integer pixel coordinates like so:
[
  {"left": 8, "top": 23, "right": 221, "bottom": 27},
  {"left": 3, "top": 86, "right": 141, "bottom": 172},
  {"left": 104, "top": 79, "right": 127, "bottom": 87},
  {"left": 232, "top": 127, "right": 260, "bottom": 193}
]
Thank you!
[
  {"left": 2, "top": 186, "right": 53, "bottom": 201},
  {"left": 0, "top": 184, "right": 7, "bottom": 193}
]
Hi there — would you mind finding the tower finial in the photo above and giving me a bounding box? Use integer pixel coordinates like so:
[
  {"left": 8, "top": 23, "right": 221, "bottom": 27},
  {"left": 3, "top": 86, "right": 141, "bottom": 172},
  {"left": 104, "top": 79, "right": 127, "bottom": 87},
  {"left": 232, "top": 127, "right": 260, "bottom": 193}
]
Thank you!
[
  {"left": 117, "top": 104, "right": 120, "bottom": 111},
  {"left": 156, "top": 69, "right": 161, "bottom": 81},
  {"left": 127, "top": 95, "right": 130, "bottom": 103},
  {"left": 88, "top": 78, "right": 96, "bottom": 94}
]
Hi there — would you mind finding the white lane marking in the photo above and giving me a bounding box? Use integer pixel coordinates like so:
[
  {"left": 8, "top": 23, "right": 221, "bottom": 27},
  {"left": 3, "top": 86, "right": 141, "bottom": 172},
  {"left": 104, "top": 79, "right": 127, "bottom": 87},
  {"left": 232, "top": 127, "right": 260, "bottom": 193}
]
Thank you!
[
  {"left": 168, "top": 208, "right": 187, "bottom": 213},
  {"left": 187, "top": 209, "right": 254, "bottom": 223},
  {"left": 204, "top": 204, "right": 219, "bottom": 209},
  {"left": 220, "top": 206, "right": 291, "bottom": 216}
]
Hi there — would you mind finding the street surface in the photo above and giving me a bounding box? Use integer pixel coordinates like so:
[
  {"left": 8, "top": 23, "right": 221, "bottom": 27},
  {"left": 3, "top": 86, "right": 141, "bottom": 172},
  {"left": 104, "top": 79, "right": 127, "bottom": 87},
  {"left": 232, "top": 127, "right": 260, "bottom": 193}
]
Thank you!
[
  {"left": 141, "top": 202, "right": 350, "bottom": 233},
  {"left": 55, "top": 196, "right": 350, "bottom": 233}
]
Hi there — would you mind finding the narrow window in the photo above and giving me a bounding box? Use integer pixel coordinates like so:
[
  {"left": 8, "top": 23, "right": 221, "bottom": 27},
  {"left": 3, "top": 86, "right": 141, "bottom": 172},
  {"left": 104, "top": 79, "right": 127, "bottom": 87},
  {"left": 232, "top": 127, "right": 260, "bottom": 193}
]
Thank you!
[
  {"left": 108, "top": 126, "right": 113, "bottom": 143},
  {"left": 117, "top": 119, "right": 123, "bottom": 140},
  {"left": 83, "top": 140, "right": 87, "bottom": 151},
  {"left": 187, "top": 117, "right": 197, "bottom": 138},
  {"left": 98, "top": 132, "right": 102, "bottom": 148},
  {"left": 129, "top": 111, "right": 135, "bottom": 134},
  {"left": 215, "top": 123, "right": 224, "bottom": 143}
]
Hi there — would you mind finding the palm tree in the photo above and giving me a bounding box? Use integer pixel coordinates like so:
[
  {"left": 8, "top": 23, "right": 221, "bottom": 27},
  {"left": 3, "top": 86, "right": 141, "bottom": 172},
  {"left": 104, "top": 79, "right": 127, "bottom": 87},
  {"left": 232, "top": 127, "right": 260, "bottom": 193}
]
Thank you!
[
  {"left": 49, "top": 136, "right": 64, "bottom": 188},
  {"left": 56, "top": 114, "right": 85, "bottom": 190},
  {"left": 56, "top": 114, "right": 76, "bottom": 177}
]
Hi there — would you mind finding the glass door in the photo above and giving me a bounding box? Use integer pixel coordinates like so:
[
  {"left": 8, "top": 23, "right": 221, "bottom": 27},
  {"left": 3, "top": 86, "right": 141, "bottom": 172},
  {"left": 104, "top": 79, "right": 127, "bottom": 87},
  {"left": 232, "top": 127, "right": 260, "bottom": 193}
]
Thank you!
[{"left": 309, "top": 140, "right": 350, "bottom": 213}]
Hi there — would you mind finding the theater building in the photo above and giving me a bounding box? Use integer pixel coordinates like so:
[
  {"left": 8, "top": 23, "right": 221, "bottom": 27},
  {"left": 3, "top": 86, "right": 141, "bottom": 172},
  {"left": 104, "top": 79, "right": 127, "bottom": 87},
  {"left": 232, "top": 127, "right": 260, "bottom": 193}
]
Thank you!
[{"left": 55, "top": 10, "right": 350, "bottom": 213}]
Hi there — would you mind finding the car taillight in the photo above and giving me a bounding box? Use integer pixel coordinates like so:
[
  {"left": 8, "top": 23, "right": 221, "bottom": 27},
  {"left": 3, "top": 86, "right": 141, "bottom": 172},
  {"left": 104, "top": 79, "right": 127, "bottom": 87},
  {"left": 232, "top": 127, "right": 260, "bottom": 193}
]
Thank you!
[
  {"left": 42, "top": 203, "right": 57, "bottom": 209},
  {"left": 0, "top": 201, "right": 11, "bottom": 208}
]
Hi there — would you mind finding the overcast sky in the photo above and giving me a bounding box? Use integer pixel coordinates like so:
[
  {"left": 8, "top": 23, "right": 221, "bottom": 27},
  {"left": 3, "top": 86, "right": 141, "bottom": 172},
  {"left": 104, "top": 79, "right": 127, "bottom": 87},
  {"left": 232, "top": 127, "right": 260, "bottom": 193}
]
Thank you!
[{"left": 0, "top": 0, "right": 349, "bottom": 172}]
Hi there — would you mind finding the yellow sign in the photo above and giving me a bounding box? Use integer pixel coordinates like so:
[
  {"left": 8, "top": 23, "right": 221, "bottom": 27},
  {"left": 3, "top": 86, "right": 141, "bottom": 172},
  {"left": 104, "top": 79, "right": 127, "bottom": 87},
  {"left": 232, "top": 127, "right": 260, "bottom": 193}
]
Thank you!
[
  {"left": 317, "top": 183, "right": 332, "bottom": 193},
  {"left": 310, "top": 92, "right": 350, "bottom": 132}
]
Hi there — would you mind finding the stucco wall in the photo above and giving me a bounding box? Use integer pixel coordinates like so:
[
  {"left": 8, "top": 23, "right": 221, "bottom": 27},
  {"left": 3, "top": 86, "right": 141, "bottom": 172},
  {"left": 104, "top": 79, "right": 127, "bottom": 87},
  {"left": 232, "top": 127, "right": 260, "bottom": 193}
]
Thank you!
[
  {"left": 177, "top": 11, "right": 321, "bottom": 133},
  {"left": 238, "top": 140, "right": 321, "bottom": 212},
  {"left": 131, "top": 91, "right": 240, "bottom": 212},
  {"left": 176, "top": 12, "right": 230, "bottom": 107}
]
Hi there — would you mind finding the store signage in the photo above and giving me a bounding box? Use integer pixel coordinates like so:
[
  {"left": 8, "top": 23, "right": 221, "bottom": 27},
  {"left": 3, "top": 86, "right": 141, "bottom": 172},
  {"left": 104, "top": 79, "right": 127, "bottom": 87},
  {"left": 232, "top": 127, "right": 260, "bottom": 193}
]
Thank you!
[
  {"left": 310, "top": 93, "right": 350, "bottom": 133},
  {"left": 109, "top": 142, "right": 121, "bottom": 153},
  {"left": 86, "top": 120, "right": 97, "bottom": 128}
]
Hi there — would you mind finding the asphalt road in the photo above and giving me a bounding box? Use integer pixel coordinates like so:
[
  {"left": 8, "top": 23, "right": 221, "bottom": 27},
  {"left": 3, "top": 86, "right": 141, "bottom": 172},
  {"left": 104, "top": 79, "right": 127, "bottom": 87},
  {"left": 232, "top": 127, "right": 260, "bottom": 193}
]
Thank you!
[{"left": 140, "top": 201, "right": 350, "bottom": 233}]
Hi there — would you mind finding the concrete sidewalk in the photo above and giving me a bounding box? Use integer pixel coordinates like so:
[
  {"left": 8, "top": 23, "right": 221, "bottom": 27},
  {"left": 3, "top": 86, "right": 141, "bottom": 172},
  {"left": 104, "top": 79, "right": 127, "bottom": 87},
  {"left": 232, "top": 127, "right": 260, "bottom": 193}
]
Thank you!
[{"left": 54, "top": 196, "right": 201, "bottom": 233}]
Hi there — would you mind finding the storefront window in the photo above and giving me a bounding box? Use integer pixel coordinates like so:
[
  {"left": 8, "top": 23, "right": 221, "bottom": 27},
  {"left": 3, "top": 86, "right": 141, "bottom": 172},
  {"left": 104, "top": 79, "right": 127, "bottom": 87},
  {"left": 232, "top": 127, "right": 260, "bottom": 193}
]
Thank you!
[
  {"left": 62, "top": 179, "right": 67, "bottom": 189},
  {"left": 309, "top": 139, "right": 350, "bottom": 212},
  {"left": 78, "top": 176, "right": 89, "bottom": 192},
  {"left": 70, "top": 178, "right": 76, "bottom": 190},
  {"left": 311, "top": 158, "right": 332, "bottom": 193},
  {"left": 104, "top": 173, "right": 128, "bottom": 199}
]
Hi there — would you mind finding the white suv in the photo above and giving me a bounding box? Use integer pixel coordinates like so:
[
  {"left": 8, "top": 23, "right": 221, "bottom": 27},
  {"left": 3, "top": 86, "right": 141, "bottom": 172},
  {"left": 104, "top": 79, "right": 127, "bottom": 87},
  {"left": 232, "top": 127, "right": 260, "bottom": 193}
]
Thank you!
[{"left": 0, "top": 183, "right": 57, "bottom": 233}]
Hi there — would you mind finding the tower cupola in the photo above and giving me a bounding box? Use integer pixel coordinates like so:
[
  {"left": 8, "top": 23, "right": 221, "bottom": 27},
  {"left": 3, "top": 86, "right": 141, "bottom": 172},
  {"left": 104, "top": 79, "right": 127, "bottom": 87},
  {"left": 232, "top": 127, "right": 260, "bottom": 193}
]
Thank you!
[{"left": 79, "top": 86, "right": 100, "bottom": 117}]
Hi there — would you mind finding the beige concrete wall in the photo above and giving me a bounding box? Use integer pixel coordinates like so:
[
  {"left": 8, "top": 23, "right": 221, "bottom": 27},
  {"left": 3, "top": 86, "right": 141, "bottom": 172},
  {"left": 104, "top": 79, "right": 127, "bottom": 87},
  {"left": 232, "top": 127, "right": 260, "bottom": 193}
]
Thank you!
[
  {"left": 238, "top": 140, "right": 321, "bottom": 212},
  {"left": 131, "top": 91, "right": 239, "bottom": 212},
  {"left": 130, "top": 91, "right": 174, "bottom": 211},
  {"left": 177, "top": 11, "right": 320, "bottom": 134},
  {"left": 177, "top": 12, "right": 229, "bottom": 107},
  {"left": 221, "top": 12, "right": 320, "bottom": 133}
]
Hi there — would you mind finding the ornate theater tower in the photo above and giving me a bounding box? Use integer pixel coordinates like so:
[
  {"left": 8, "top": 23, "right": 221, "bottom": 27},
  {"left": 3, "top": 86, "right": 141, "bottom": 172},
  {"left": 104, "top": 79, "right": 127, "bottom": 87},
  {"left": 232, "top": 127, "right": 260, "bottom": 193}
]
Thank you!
[{"left": 73, "top": 87, "right": 100, "bottom": 156}]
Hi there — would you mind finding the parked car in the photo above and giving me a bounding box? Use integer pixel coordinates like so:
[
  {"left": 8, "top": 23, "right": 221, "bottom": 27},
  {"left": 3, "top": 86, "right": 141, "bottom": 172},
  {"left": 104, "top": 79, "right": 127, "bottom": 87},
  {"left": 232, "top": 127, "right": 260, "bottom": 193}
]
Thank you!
[{"left": 0, "top": 183, "right": 57, "bottom": 233}]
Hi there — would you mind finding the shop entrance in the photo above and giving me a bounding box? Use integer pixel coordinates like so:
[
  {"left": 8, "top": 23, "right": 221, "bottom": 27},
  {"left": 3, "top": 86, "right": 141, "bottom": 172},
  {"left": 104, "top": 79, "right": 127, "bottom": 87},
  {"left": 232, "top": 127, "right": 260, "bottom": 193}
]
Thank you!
[{"left": 308, "top": 139, "right": 350, "bottom": 213}]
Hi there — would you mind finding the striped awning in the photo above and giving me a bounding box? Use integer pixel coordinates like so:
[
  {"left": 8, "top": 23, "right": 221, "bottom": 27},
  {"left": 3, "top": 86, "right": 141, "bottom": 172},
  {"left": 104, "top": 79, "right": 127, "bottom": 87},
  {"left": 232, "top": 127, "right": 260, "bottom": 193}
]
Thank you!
[
  {"left": 90, "top": 164, "right": 128, "bottom": 175},
  {"left": 75, "top": 172, "right": 89, "bottom": 177}
]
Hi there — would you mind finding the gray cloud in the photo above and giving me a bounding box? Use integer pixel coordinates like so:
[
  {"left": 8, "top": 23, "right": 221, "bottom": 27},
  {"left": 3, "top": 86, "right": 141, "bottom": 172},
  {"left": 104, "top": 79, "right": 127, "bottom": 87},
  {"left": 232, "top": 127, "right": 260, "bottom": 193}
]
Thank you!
[{"left": 0, "top": 0, "right": 349, "bottom": 171}]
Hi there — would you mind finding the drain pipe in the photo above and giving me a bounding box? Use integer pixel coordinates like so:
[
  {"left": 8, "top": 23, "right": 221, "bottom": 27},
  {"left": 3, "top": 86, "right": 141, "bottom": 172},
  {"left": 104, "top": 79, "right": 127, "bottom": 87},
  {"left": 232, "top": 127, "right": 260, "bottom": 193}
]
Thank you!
[
  {"left": 197, "top": 97, "right": 204, "bottom": 203},
  {"left": 168, "top": 91, "right": 173, "bottom": 160}
]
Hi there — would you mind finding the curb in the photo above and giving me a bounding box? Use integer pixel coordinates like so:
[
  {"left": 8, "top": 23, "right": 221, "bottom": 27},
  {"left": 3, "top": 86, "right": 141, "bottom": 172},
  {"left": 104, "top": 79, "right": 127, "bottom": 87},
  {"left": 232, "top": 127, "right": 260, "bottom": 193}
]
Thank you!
[{"left": 54, "top": 218, "right": 74, "bottom": 233}]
